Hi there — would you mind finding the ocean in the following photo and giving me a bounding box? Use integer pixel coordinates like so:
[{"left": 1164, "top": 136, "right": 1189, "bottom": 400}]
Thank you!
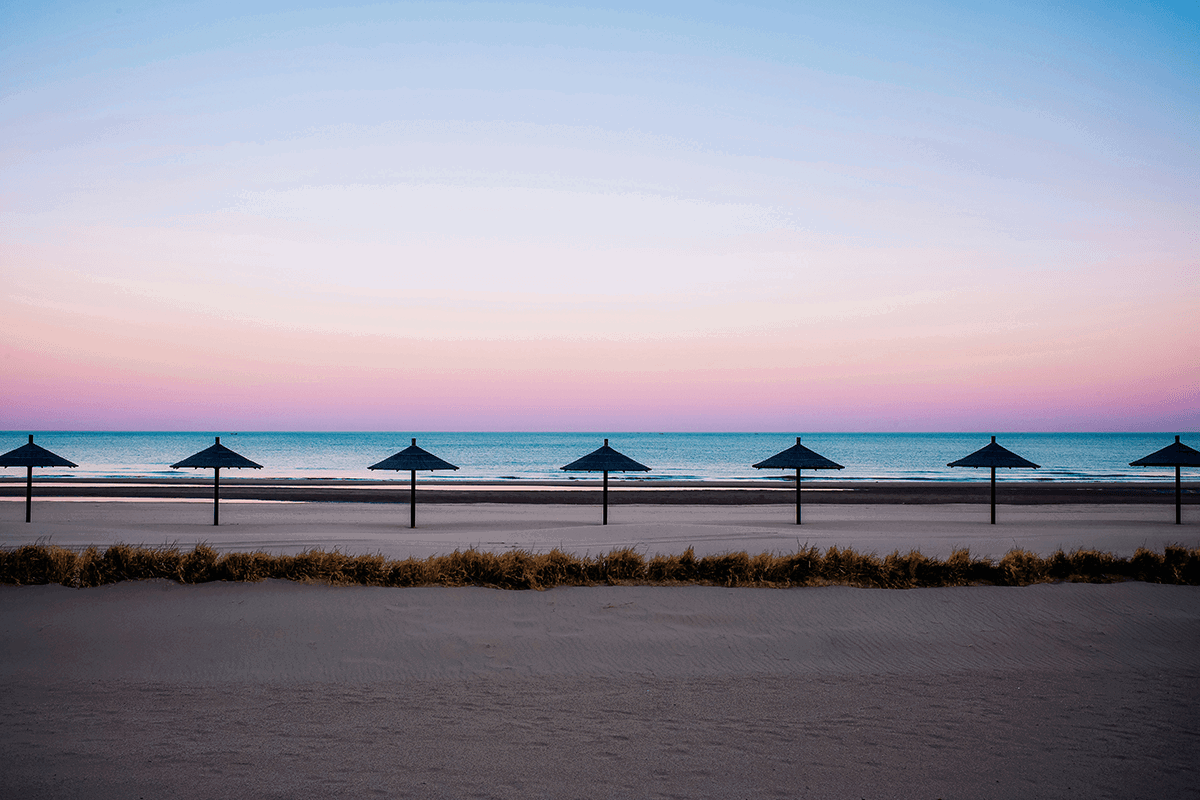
[{"left": 1, "top": 432, "right": 1191, "bottom": 483}]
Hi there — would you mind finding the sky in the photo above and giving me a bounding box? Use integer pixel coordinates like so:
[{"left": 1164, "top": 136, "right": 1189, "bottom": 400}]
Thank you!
[{"left": 2, "top": 0, "right": 1197, "bottom": 431}]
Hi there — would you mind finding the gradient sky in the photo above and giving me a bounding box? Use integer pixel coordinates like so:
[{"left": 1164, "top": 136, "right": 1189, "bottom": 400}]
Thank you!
[{"left": 2, "top": 0, "right": 1197, "bottom": 431}]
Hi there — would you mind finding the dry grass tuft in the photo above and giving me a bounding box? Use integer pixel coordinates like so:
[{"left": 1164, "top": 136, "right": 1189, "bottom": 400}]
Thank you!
[
  {"left": 999, "top": 548, "right": 1045, "bottom": 586},
  {"left": 0, "top": 543, "right": 79, "bottom": 586},
  {"left": 2, "top": 543, "right": 1198, "bottom": 590},
  {"left": 218, "top": 550, "right": 277, "bottom": 582},
  {"left": 646, "top": 547, "right": 698, "bottom": 583}
]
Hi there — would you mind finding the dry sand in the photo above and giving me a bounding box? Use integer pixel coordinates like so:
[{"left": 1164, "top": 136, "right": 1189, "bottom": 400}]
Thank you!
[
  {"left": 3, "top": 498, "right": 1198, "bottom": 560},
  {"left": 2, "top": 499, "right": 1199, "bottom": 798}
]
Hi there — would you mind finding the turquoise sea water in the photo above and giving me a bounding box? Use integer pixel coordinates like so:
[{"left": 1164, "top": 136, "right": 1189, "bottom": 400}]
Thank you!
[{"left": 1, "top": 432, "right": 1193, "bottom": 483}]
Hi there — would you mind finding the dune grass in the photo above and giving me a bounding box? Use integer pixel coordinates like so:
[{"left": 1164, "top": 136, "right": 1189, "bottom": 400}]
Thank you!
[{"left": 1, "top": 542, "right": 1198, "bottom": 589}]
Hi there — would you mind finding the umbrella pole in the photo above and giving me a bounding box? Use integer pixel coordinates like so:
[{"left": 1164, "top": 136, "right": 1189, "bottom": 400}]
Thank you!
[
  {"left": 213, "top": 467, "right": 221, "bottom": 526},
  {"left": 990, "top": 467, "right": 996, "bottom": 525},
  {"left": 1177, "top": 466, "right": 1182, "bottom": 525},
  {"left": 25, "top": 466, "right": 32, "bottom": 523},
  {"left": 603, "top": 470, "right": 609, "bottom": 525},
  {"left": 796, "top": 469, "right": 802, "bottom": 525},
  {"left": 410, "top": 469, "right": 417, "bottom": 529}
]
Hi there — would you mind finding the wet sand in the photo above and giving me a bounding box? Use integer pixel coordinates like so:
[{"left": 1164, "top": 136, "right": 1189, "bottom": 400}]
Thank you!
[{"left": 0, "top": 475, "right": 1190, "bottom": 505}]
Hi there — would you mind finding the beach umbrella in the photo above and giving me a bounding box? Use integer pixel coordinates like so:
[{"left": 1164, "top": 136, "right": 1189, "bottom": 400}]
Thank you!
[
  {"left": 1129, "top": 435, "right": 1200, "bottom": 525},
  {"left": 947, "top": 436, "right": 1039, "bottom": 524},
  {"left": 561, "top": 439, "right": 650, "bottom": 525},
  {"left": 0, "top": 435, "right": 78, "bottom": 523},
  {"left": 171, "top": 436, "right": 263, "bottom": 526},
  {"left": 368, "top": 438, "right": 459, "bottom": 528},
  {"left": 752, "top": 437, "right": 844, "bottom": 525}
]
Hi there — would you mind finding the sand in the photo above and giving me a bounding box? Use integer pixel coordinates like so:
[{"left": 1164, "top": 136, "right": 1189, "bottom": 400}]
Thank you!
[
  {"left": 3, "top": 497, "right": 1199, "bottom": 560},
  {"left": 2, "top": 498, "right": 1199, "bottom": 798}
]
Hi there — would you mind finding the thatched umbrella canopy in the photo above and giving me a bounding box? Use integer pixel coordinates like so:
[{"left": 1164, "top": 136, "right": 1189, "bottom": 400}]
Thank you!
[
  {"left": 1130, "top": 435, "right": 1200, "bottom": 525},
  {"left": 561, "top": 439, "right": 650, "bottom": 525},
  {"left": 753, "top": 437, "right": 844, "bottom": 525},
  {"left": 0, "top": 435, "right": 78, "bottom": 523},
  {"left": 947, "top": 436, "right": 1039, "bottom": 524},
  {"left": 369, "top": 438, "right": 459, "bottom": 528},
  {"left": 171, "top": 436, "right": 263, "bottom": 526}
]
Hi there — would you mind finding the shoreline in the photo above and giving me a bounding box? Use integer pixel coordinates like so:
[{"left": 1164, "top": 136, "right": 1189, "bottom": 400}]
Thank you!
[{"left": 0, "top": 476, "right": 1193, "bottom": 504}]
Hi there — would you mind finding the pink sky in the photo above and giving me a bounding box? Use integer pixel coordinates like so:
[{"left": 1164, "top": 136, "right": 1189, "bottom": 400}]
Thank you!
[{"left": 4, "top": 248, "right": 1194, "bottom": 430}]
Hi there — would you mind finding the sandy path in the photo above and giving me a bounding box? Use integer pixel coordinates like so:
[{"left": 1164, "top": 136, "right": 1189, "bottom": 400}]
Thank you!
[
  {"left": 2, "top": 580, "right": 1198, "bottom": 799},
  {"left": 3, "top": 501, "right": 1198, "bottom": 559}
]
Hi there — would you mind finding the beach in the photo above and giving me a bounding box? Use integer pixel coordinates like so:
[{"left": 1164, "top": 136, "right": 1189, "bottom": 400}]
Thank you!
[
  {"left": 2, "top": 489, "right": 1198, "bottom": 798},
  {"left": 8, "top": 0, "right": 1197, "bottom": 793},
  {"left": 1, "top": 477, "right": 1196, "bottom": 560}
]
